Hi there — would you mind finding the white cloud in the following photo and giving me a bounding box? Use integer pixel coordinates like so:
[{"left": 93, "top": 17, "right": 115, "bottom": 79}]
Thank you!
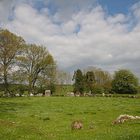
[
  {"left": 1, "top": 1, "right": 140, "bottom": 78},
  {"left": 131, "top": 1, "right": 140, "bottom": 19},
  {"left": 0, "top": 0, "right": 15, "bottom": 23},
  {"left": 47, "top": 0, "right": 97, "bottom": 22}
]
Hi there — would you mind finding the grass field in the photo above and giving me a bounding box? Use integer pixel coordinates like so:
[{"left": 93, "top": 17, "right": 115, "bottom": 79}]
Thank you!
[{"left": 0, "top": 97, "right": 140, "bottom": 140}]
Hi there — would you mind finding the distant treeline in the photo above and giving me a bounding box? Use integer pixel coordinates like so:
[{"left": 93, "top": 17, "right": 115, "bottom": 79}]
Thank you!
[{"left": 73, "top": 68, "right": 139, "bottom": 95}]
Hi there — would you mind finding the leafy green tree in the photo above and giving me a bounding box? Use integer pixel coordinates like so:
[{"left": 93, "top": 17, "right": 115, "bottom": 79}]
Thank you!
[
  {"left": 85, "top": 71, "right": 95, "bottom": 93},
  {"left": 84, "top": 67, "right": 112, "bottom": 93},
  {"left": 73, "top": 69, "right": 85, "bottom": 95},
  {"left": 17, "top": 44, "right": 55, "bottom": 95},
  {"left": 94, "top": 68, "right": 112, "bottom": 90},
  {"left": 112, "top": 69, "right": 139, "bottom": 94},
  {"left": 47, "top": 82, "right": 56, "bottom": 94},
  {"left": 0, "top": 29, "right": 24, "bottom": 95}
]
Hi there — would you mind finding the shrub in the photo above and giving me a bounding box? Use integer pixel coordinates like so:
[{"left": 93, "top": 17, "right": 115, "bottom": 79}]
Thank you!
[{"left": 92, "top": 85, "right": 104, "bottom": 94}]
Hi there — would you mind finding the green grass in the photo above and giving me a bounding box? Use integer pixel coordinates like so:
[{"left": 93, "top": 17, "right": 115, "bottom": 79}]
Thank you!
[{"left": 0, "top": 97, "right": 140, "bottom": 140}]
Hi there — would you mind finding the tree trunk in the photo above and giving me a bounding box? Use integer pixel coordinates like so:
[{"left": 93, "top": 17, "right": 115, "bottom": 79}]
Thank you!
[
  {"left": 28, "top": 77, "right": 32, "bottom": 96},
  {"left": 32, "top": 76, "right": 38, "bottom": 95},
  {"left": 3, "top": 65, "right": 9, "bottom": 96}
]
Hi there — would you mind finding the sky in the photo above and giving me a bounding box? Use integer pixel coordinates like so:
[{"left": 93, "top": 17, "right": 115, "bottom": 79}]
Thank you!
[{"left": 0, "top": 0, "right": 140, "bottom": 77}]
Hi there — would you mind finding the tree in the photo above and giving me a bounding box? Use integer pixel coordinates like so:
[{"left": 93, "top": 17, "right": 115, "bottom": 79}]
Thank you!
[
  {"left": 0, "top": 29, "right": 24, "bottom": 95},
  {"left": 84, "top": 67, "right": 112, "bottom": 93},
  {"left": 17, "top": 44, "right": 55, "bottom": 95},
  {"left": 85, "top": 71, "right": 95, "bottom": 93},
  {"left": 112, "top": 69, "right": 139, "bottom": 94},
  {"left": 94, "top": 69, "right": 112, "bottom": 93},
  {"left": 11, "top": 70, "right": 28, "bottom": 96},
  {"left": 73, "top": 69, "right": 85, "bottom": 95},
  {"left": 36, "top": 63, "right": 57, "bottom": 94}
]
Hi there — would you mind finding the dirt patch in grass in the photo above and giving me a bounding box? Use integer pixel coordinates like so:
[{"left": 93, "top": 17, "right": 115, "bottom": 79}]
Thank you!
[{"left": 0, "top": 119, "right": 16, "bottom": 127}]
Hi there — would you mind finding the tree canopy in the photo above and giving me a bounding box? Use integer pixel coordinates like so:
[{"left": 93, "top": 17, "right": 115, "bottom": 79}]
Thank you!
[
  {"left": 73, "top": 69, "right": 85, "bottom": 95},
  {"left": 112, "top": 69, "right": 139, "bottom": 94},
  {"left": 85, "top": 71, "right": 95, "bottom": 93},
  {"left": 17, "top": 44, "right": 55, "bottom": 95},
  {"left": 0, "top": 29, "right": 24, "bottom": 95}
]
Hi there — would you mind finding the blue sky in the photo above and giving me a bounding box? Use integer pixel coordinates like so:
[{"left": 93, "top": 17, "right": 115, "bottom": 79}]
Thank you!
[
  {"left": 21, "top": 0, "right": 140, "bottom": 30},
  {"left": 0, "top": 0, "right": 140, "bottom": 77},
  {"left": 29, "top": 0, "right": 140, "bottom": 15},
  {"left": 98, "top": 0, "right": 139, "bottom": 15}
]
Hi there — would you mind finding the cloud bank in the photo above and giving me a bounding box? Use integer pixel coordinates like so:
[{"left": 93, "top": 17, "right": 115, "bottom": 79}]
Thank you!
[{"left": 0, "top": 0, "right": 140, "bottom": 77}]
